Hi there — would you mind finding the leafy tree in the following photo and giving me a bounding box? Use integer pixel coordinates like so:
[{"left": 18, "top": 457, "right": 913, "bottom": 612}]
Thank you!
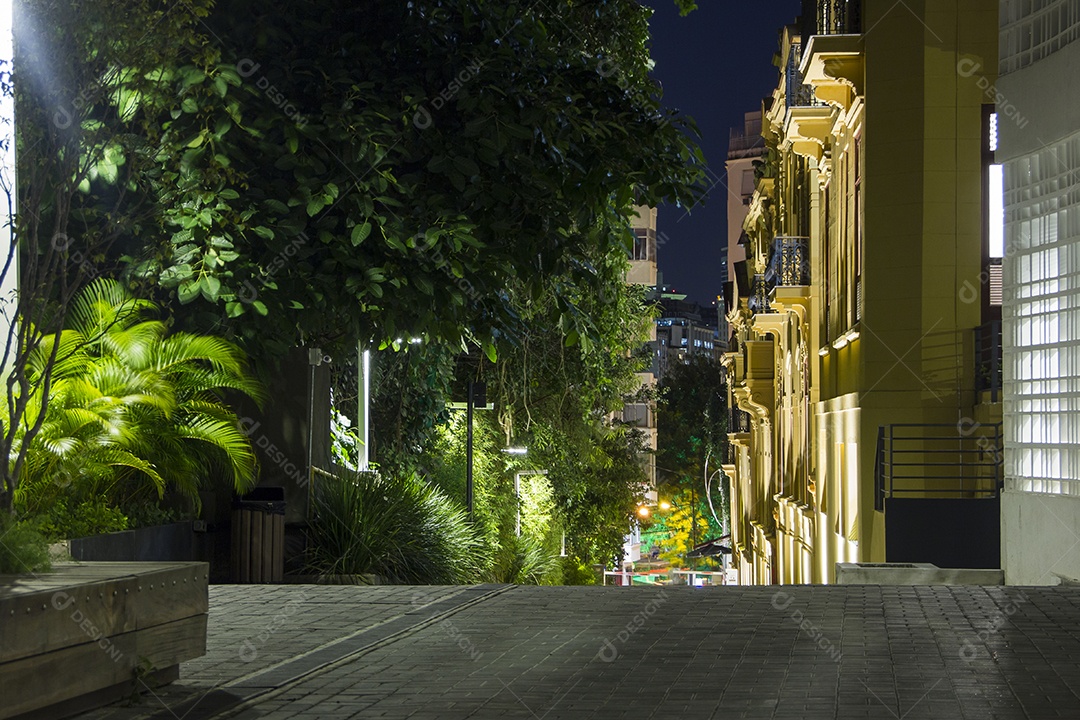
[
  {"left": 655, "top": 354, "right": 728, "bottom": 558},
  {"left": 2, "top": 0, "right": 216, "bottom": 515},
  {"left": 124, "top": 0, "right": 705, "bottom": 359},
  {"left": 12, "top": 279, "right": 262, "bottom": 537}
]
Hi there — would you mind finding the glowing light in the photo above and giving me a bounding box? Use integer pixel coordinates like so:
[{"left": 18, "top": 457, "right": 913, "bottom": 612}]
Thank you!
[
  {"left": 989, "top": 164, "right": 1004, "bottom": 258},
  {"left": 832, "top": 336, "right": 849, "bottom": 350},
  {"left": 659, "top": 501, "right": 671, "bottom": 510},
  {"left": 501, "top": 447, "right": 528, "bottom": 455},
  {"left": 818, "top": 346, "right": 830, "bottom": 357},
  {"left": 637, "top": 506, "right": 650, "bottom": 518}
]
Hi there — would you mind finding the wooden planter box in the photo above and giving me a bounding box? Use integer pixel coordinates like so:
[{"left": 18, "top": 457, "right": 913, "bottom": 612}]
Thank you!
[{"left": 0, "top": 562, "right": 208, "bottom": 719}]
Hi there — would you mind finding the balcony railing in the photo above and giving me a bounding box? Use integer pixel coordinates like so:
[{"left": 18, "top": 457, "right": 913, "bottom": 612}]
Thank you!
[
  {"left": 765, "top": 236, "right": 811, "bottom": 289},
  {"left": 816, "top": 0, "right": 862, "bottom": 36},
  {"left": 786, "top": 44, "right": 826, "bottom": 109},
  {"left": 874, "top": 423, "right": 1004, "bottom": 511},
  {"left": 728, "top": 128, "right": 766, "bottom": 157},
  {"left": 748, "top": 273, "right": 770, "bottom": 315}
]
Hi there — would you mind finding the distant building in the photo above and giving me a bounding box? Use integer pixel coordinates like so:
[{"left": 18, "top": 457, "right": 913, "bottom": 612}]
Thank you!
[
  {"left": 651, "top": 277, "right": 722, "bottom": 381},
  {"left": 998, "top": 0, "right": 1080, "bottom": 585},
  {"left": 725, "top": 111, "right": 767, "bottom": 316},
  {"left": 622, "top": 205, "right": 660, "bottom": 565}
]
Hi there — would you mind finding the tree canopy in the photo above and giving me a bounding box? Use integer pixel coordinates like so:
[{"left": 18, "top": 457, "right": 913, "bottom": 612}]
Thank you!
[{"left": 125, "top": 0, "right": 706, "bottom": 357}]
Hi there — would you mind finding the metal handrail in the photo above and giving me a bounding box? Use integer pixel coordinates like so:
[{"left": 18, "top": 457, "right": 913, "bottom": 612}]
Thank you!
[{"left": 876, "top": 423, "right": 1003, "bottom": 502}]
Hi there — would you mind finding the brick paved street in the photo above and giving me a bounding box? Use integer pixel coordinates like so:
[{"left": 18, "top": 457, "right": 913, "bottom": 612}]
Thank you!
[{"left": 73, "top": 584, "right": 1080, "bottom": 720}]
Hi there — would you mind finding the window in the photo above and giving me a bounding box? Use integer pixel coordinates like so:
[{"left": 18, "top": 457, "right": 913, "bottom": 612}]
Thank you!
[{"left": 633, "top": 227, "right": 656, "bottom": 262}]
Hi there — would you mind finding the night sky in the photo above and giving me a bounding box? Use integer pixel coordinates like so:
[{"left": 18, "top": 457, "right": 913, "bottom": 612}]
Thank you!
[{"left": 641, "top": 0, "right": 803, "bottom": 306}]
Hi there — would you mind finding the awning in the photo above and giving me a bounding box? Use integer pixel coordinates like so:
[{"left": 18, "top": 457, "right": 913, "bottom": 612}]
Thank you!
[{"left": 686, "top": 536, "right": 732, "bottom": 559}]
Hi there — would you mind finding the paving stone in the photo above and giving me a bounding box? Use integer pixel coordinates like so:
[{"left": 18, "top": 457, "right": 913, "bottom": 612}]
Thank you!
[{"left": 68, "top": 584, "right": 1080, "bottom": 719}]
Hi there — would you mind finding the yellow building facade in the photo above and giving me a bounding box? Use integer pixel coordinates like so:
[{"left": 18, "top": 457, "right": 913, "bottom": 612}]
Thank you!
[{"left": 724, "top": 1, "right": 1001, "bottom": 584}]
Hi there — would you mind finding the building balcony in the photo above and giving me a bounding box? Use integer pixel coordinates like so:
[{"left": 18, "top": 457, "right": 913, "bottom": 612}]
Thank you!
[
  {"left": 786, "top": 43, "right": 828, "bottom": 110},
  {"left": 766, "top": 236, "right": 811, "bottom": 289},
  {"left": 811, "top": 0, "right": 862, "bottom": 36},
  {"left": 800, "top": 33, "right": 863, "bottom": 112},
  {"left": 748, "top": 273, "right": 770, "bottom": 315}
]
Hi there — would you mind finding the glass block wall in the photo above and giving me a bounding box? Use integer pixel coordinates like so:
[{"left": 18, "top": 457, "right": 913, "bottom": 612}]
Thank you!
[{"left": 1001, "top": 9, "right": 1080, "bottom": 496}]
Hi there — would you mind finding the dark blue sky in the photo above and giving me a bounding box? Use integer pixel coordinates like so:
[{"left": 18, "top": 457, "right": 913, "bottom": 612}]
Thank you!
[{"left": 642, "top": 0, "right": 803, "bottom": 305}]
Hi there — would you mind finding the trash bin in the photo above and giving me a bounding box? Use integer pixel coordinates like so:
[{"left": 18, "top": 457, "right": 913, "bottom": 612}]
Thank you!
[{"left": 231, "top": 487, "right": 285, "bottom": 583}]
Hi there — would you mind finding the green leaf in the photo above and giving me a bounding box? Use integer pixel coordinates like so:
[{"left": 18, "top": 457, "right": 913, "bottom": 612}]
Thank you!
[
  {"left": 201, "top": 275, "right": 221, "bottom": 301},
  {"left": 177, "top": 279, "right": 200, "bottom": 303},
  {"left": 414, "top": 275, "right": 434, "bottom": 295},
  {"left": 218, "top": 189, "right": 240, "bottom": 200},
  {"left": 181, "top": 96, "right": 198, "bottom": 114},
  {"left": 482, "top": 341, "right": 498, "bottom": 363},
  {"left": 252, "top": 226, "right": 274, "bottom": 240},
  {"left": 351, "top": 222, "right": 371, "bottom": 246},
  {"left": 252, "top": 300, "right": 268, "bottom": 316},
  {"left": 453, "top": 156, "right": 480, "bottom": 177}
]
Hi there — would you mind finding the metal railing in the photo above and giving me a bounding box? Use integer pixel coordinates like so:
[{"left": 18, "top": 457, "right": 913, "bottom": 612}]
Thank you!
[
  {"left": 874, "top": 423, "right": 1004, "bottom": 511},
  {"left": 728, "top": 129, "right": 766, "bottom": 156},
  {"left": 766, "top": 236, "right": 811, "bottom": 288},
  {"left": 816, "top": 0, "right": 862, "bottom": 36},
  {"left": 748, "top": 273, "right": 770, "bottom": 315},
  {"left": 974, "top": 320, "right": 1002, "bottom": 403},
  {"left": 786, "top": 44, "right": 825, "bottom": 109}
]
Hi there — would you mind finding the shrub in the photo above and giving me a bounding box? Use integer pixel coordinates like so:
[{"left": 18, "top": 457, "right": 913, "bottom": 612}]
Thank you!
[
  {"left": 305, "top": 471, "right": 489, "bottom": 584},
  {"left": 11, "top": 279, "right": 262, "bottom": 533},
  {"left": 489, "top": 532, "right": 562, "bottom": 584},
  {"left": 0, "top": 516, "right": 52, "bottom": 574},
  {"left": 33, "top": 496, "right": 129, "bottom": 541},
  {"left": 560, "top": 556, "right": 599, "bottom": 585}
]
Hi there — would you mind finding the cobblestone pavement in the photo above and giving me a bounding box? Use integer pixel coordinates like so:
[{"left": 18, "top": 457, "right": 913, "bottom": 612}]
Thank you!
[{"left": 73, "top": 584, "right": 1080, "bottom": 719}]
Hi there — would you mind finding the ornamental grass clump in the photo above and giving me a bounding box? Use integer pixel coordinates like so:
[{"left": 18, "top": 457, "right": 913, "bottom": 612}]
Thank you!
[
  {"left": 0, "top": 516, "right": 51, "bottom": 574},
  {"left": 305, "top": 471, "right": 489, "bottom": 584}
]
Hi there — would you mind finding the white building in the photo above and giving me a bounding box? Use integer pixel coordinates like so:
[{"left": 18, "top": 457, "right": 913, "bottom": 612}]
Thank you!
[{"left": 999, "top": 0, "right": 1080, "bottom": 584}]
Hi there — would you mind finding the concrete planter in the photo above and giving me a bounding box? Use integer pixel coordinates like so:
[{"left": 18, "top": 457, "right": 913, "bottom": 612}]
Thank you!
[{"left": 0, "top": 562, "right": 208, "bottom": 719}]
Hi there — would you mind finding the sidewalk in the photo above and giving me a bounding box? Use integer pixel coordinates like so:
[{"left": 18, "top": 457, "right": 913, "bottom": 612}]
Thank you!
[{"left": 72, "top": 584, "right": 1080, "bottom": 719}]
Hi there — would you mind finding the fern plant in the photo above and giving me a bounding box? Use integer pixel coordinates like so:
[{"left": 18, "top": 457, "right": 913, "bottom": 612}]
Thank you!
[{"left": 11, "top": 279, "right": 263, "bottom": 534}]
